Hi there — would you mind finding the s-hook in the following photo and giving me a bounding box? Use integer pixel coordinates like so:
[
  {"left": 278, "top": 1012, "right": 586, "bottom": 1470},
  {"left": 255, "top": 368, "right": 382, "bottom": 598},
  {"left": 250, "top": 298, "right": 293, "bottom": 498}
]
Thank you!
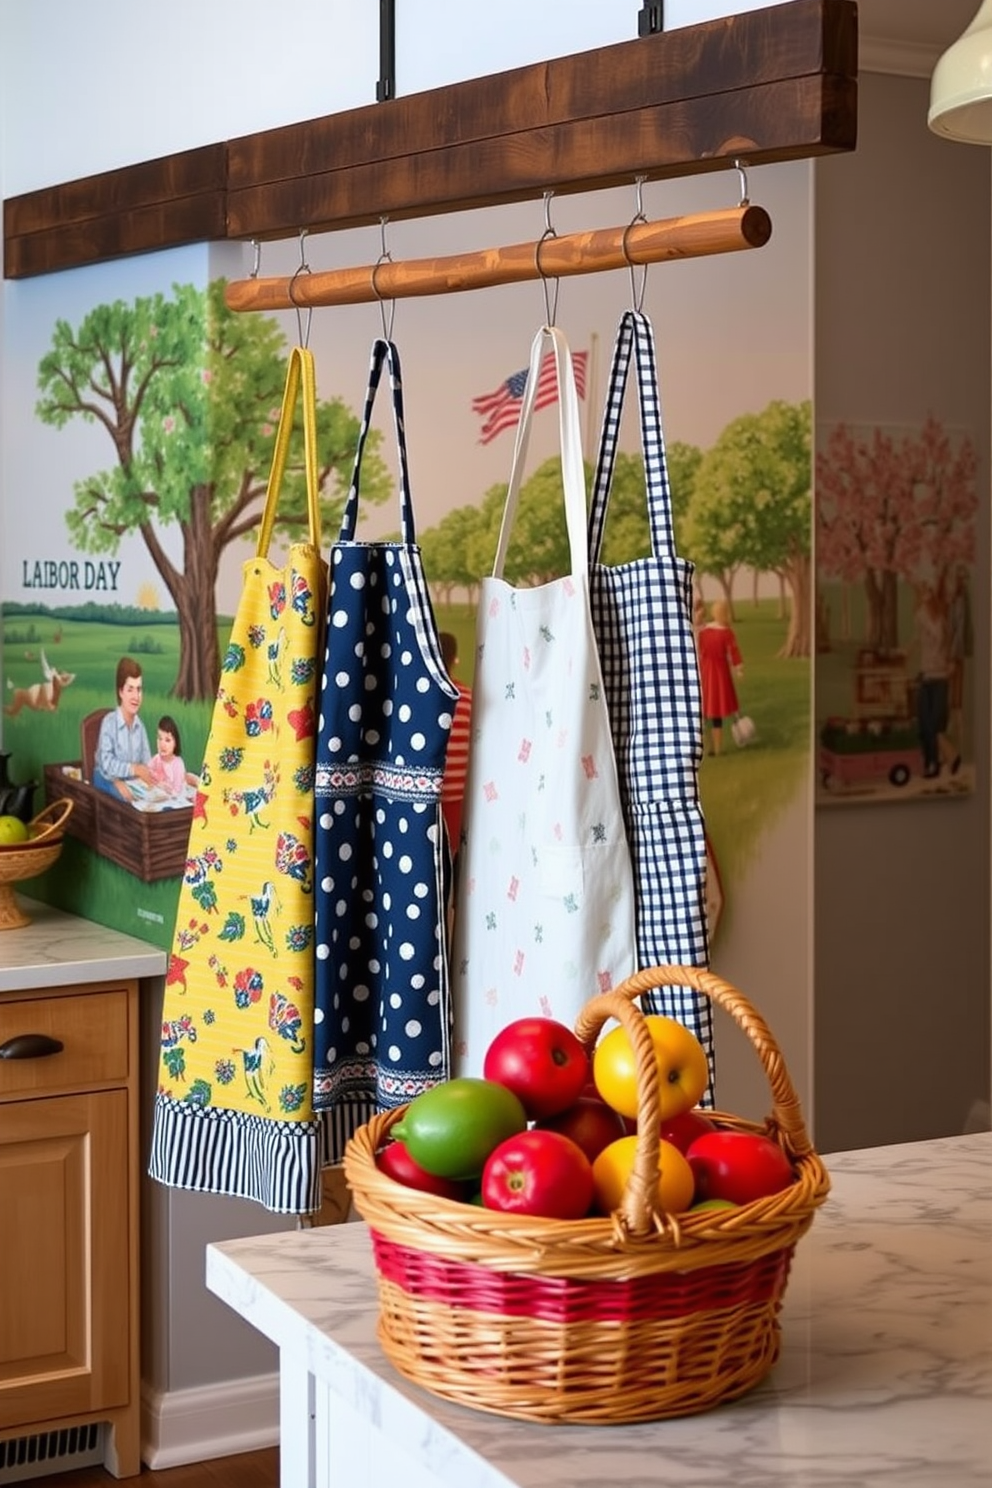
[
  {"left": 287, "top": 229, "right": 313, "bottom": 348},
  {"left": 621, "top": 176, "right": 649, "bottom": 314},
  {"left": 370, "top": 215, "right": 397, "bottom": 340},
  {"left": 734, "top": 158, "right": 750, "bottom": 207},
  {"left": 534, "top": 190, "right": 560, "bottom": 328}
]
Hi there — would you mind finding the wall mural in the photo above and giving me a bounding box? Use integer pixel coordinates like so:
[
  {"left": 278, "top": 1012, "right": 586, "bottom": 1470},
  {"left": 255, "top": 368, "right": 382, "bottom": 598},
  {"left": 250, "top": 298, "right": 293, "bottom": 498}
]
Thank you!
[{"left": 1, "top": 171, "right": 814, "bottom": 965}]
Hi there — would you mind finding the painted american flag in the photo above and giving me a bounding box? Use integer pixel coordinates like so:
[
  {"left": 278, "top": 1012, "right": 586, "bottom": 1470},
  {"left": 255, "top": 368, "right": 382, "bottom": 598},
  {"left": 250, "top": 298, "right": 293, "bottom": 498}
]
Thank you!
[{"left": 471, "top": 349, "right": 588, "bottom": 445}]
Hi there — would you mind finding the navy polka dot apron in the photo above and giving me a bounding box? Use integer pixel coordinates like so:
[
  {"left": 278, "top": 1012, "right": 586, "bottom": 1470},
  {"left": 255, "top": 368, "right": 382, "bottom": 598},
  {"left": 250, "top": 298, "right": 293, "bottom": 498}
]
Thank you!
[{"left": 312, "top": 339, "right": 459, "bottom": 1162}]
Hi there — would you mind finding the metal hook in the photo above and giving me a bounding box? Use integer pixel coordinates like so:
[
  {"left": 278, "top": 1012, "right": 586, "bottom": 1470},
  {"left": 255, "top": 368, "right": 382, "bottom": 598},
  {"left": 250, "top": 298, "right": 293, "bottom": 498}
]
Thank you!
[
  {"left": 250, "top": 239, "right": 261, "bottom": 280},
  {"left": 370, "top": 215, "right": 396, "bottom": 340},
  {"left": 734, "top": 157, "right": 750, "bottom": 207},
  {"left": 621, "top": 175, "right": 649, "bottom": 314},
  {"left": 534, "top": 190, "right": 560, "bottom": 327},
  {"left": 287, "top": 228, "right": 312, "bottom": 348}
]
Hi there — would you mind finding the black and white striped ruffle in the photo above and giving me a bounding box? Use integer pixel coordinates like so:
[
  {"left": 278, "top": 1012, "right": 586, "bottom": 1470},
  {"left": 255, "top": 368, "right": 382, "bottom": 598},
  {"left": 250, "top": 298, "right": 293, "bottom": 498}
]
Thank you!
[{"left": 149, "top": 1093, "right": 322, "bottom": 1216}]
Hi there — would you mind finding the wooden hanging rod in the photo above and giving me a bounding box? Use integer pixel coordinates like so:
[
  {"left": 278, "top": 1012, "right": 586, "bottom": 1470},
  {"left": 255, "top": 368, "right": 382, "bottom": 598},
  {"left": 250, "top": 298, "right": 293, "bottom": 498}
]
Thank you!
[
  {"left": 3, "top": 0, "right": 856, "bottom": 282},
  {"left": 225, "top": 205, "right": 772, "bottom": 313}
]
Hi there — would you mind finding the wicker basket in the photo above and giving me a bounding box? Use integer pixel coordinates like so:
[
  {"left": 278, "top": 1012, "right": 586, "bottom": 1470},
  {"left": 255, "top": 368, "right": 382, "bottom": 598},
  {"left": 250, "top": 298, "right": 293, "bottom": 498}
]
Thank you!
[
  {"left": 344, "top": 965, "right": 830, "bottom": 1425},
  {"left": 0, "top": 799, "right": 74, "bottom": 930}
]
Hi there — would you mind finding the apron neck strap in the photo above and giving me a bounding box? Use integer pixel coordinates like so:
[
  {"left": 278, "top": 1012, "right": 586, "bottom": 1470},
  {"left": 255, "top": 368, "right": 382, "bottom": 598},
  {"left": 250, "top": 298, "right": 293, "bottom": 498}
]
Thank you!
[
  {"left": 588, "top": 311, "right": 676, "bottom": 564},
  {"left": 256, "top": 345, "right": 322, "bottom": 558},
  {"left": 339, "top": 338, "right": 415, "bottom": 544},
  {"left": 492, "top": 326, "right": 587, "bottom": 579}
]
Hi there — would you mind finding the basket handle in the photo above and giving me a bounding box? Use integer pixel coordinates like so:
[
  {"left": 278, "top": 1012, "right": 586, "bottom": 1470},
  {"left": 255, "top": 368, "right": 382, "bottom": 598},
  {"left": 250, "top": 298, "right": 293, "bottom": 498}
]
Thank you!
[
  {"left": 573, "top": 965, "right": 813, "bottom": 1240},
  {"left": 28, "top": 798, "right": 74, "bottom": 843}
]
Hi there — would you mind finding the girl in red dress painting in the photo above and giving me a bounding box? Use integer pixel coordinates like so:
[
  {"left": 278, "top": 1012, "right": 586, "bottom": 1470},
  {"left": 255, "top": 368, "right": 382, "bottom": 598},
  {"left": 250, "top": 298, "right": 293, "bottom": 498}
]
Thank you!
[{"left": 697, "top": 599, "right": 743, "bottom": 756}]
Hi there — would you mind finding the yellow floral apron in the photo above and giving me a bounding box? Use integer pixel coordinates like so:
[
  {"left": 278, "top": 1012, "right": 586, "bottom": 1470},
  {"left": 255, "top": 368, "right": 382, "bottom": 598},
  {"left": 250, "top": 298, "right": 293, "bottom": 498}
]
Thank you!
[{"left": 149, "top": 346, "right": 327, "bottom": 1214}]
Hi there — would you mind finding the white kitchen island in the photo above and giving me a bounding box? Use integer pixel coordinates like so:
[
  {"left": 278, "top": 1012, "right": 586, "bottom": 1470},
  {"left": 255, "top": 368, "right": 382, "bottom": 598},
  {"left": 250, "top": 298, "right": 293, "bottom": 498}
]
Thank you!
[{"left": 207, "top": 1132, "right": 991, "bottom": 1488}]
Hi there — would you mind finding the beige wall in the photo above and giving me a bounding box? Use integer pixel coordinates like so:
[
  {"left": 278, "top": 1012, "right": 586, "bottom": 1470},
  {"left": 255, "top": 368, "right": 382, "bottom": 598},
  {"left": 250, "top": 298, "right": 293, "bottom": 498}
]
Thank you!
[{"left": 814, "top": 70, "right": 992, "bottom": 1151}]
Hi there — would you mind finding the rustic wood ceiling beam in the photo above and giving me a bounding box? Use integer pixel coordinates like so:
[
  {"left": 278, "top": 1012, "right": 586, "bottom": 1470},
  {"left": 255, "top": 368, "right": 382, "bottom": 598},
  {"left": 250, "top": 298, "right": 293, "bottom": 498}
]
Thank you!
[
  {"left": 4, "top": 146, "right": 228, "bottom": 280},
  {"left": 2, "top": 0, "right": 856, "bottom": 282}
]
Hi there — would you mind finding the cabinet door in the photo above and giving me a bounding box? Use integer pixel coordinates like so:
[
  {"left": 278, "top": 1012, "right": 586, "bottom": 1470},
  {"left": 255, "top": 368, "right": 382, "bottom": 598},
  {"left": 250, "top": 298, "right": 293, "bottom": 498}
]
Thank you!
[{"left": 0, "top": 1089, "right": 130, "bottom": 1429}]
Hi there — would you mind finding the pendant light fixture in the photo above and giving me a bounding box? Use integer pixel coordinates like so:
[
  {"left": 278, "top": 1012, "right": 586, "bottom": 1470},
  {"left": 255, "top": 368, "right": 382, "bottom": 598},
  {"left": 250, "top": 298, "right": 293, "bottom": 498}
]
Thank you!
[{"left": 929, "top": 1, "right": 992, "bottom": 144}]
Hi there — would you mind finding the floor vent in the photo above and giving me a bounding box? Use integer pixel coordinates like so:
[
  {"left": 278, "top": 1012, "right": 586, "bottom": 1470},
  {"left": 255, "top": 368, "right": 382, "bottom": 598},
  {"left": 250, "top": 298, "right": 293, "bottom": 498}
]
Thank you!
[{"left": 0, "top": 1424, "right": 105, "bottom": 1483}]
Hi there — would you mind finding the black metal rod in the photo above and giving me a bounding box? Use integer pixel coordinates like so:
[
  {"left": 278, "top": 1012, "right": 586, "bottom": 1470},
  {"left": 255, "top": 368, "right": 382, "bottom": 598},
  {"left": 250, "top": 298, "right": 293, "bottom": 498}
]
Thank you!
[
  {"left": 638, "top": 2, "right": 664, "bottom": 36},
  {"left": 377, "top": 0, "right": 396, "bottom": 102}
]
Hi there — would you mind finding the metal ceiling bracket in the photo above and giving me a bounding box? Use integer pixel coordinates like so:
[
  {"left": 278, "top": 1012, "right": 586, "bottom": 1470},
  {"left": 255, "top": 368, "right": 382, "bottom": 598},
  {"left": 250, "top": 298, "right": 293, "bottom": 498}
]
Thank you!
[
  {"left": 377, "top": 0, "right": 396, "bottom": 102},
  {"left": 638, "top": 2, "right": 664, "bottom": 37}
]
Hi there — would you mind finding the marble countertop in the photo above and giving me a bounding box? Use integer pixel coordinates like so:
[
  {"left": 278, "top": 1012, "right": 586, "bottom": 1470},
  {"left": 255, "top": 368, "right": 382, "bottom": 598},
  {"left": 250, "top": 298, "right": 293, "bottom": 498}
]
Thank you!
[
  {"left": 208, "top": 1131, "right": 992, "bottom": 1488},
  {"left": 0, "top": 897, "right": 167, "bottom": 991}
]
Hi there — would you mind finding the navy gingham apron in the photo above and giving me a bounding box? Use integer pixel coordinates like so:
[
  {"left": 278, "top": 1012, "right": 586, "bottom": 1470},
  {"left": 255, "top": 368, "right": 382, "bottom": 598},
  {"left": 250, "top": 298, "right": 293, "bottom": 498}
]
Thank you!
[
  {"left": 588, "top": 310, "right": 714, "bottom": 1097},
  {"left": 312, "top": 339, "right": 459, "bottom": 1162}
]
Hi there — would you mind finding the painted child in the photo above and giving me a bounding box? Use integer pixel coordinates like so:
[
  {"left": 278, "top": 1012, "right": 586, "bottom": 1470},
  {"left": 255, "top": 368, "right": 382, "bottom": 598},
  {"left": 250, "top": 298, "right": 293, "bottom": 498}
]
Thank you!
[{"left": 148, "top": 715, "right": 188, "bottom": 797}]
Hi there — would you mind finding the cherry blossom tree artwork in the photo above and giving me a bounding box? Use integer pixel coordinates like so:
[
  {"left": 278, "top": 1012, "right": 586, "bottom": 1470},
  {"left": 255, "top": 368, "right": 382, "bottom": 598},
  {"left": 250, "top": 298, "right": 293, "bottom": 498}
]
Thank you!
[{"left": 815, "top": 417, "right": 977, "bottom": 804}]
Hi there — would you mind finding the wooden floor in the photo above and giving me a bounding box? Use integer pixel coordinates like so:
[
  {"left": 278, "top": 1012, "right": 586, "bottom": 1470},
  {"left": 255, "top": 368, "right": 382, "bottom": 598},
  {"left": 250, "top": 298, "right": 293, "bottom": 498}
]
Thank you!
[{"left": 26, "top": 1445, "right": 279, "bottom": 1486}]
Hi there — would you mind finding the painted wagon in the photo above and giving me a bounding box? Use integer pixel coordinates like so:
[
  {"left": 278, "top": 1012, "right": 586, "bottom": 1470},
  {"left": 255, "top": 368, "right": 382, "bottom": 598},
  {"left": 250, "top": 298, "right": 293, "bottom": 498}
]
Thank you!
[{"left": 818, "top": 714, "right": 922, "bottom": 793}]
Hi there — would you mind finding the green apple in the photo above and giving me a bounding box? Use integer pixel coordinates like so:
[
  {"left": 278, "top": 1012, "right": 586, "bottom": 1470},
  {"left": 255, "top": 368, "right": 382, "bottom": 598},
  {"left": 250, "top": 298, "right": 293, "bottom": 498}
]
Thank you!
[{"left": 0, "top": 815, "right": 30, "bottom": 845}]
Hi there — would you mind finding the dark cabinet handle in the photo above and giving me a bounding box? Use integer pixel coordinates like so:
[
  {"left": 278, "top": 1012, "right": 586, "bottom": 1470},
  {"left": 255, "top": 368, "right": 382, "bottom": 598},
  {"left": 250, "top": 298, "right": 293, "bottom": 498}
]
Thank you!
[{"left": 0, "top": 1033, "right": 65, "bottom": 1060}]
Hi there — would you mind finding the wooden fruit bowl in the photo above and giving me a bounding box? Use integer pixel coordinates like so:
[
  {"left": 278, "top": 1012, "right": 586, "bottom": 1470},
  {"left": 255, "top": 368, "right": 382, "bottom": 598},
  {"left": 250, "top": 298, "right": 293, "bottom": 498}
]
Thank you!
[{"left": 0, "top": 799, "right": 74, "bottom": 930}]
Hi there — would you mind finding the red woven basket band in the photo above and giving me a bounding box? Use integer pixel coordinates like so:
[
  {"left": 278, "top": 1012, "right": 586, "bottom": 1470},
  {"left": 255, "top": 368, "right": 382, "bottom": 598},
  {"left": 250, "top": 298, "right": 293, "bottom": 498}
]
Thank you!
[{"left": 370, "top": 1231, "right": 795, "bottom": 1327}]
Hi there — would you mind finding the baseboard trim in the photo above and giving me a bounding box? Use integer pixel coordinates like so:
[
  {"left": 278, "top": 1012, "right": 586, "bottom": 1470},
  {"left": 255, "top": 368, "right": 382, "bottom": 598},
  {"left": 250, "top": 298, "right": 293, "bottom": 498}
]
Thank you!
[{"left": 141, "top": 1373, "right": 279, "bottom": 1469}]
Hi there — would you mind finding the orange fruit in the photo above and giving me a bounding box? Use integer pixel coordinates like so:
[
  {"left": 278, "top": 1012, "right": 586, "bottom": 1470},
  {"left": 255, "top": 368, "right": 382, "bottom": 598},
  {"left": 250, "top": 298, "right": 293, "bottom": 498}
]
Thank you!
[{"left": 591, "top": 1134, "right": 695, "bottom": 1216}]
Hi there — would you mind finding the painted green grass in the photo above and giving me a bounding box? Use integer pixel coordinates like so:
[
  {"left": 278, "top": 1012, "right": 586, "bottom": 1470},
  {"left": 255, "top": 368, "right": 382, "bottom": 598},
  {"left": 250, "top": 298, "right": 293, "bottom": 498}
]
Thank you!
[
  {"left": 696, "top": 602, "right": 809, "bottom": 924},
  {"left": 3, "top": 600, "right": 811, "bottom": 951}
]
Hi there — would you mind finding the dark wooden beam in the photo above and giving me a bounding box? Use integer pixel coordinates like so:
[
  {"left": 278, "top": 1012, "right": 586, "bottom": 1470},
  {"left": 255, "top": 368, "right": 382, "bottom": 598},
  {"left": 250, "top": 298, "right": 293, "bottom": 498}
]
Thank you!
[
  {"left": 2, "top": 0, "right": 856, "bottom": 281},
  {"left": 3, "top": 146, "right": 228, "bottom": 279},
  {"left": 227, "top": 0, "right": 856, "bottom": 240}
]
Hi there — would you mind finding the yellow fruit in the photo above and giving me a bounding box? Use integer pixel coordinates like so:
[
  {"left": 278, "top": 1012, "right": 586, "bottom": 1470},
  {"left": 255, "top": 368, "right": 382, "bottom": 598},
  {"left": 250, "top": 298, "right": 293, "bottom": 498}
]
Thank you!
[
  {"left": 591, "top": 1134, "right": 695, "bottom": 1216},
  {"left": 592, "top": 1015, "right": 709, "bottom": 1121},
  {"left": 0, "top": 815, "right": 30, "bottom": 845}
]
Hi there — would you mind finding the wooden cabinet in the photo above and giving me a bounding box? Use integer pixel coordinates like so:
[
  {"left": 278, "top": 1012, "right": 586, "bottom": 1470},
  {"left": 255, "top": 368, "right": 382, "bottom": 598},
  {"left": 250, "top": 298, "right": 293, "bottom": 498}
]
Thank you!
[{"left": 0, "top": 980, "right": 140, "bottom": 1478}]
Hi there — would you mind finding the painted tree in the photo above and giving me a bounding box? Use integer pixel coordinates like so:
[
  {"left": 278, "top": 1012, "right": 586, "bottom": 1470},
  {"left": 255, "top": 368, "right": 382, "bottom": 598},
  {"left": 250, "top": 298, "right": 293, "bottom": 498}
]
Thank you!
[
  {"left": 497, "top": 456, "right": 583, "bottom": 583},
  {"left": 685, "top": 400, "right": 812, "bottom": 656},
  {"left": 667, "top": 441, "right": 704, "bottom": 559},
  {"left": 419, "top": 441, "right": 699, "bottom": 599},
  {"left": 419, "top": 504, "right": 490, "bottom": 608},
  {"left": 816, "top": 416, "right": 977, "bottom": 652},
  {"left": 902, "top": 415, "right": 977, "bottom": 604},
  {"left": 593, "top": 441, "right": 702, "bottom": 566},
  {"left": 816, "top": 423, "right": 912, "bottom": 653},
  {"left": 36, "top": 279, "right": 389, "bottom": 700},
  {"left": 464, "top": 453, "right": 663, "bottom": 584},
  {"left": 445, "top": 459, "right": 582, "bottom": 588}
]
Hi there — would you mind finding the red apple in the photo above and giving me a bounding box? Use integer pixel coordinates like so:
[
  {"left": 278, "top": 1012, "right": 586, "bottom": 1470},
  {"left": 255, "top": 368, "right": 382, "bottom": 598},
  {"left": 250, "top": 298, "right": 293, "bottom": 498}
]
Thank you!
[
  {"left": 482, "top": 1129, "right": 594, "bottom": 1219},
  {"left": 534, "top": 1096, "right": 626, "bottom": 1164},
  {"left": 660, "top": 1107, "right": 718, "bottom": 1154},
  {"left": 376, "top": 1139, "right": 470, "bottom": 1200},
  {"left": 686, "top": 1130, "right": 795, "bottom": 1206},
  {"left": 483, "top": 1017, "right": 590, "bottom": 1119}
]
